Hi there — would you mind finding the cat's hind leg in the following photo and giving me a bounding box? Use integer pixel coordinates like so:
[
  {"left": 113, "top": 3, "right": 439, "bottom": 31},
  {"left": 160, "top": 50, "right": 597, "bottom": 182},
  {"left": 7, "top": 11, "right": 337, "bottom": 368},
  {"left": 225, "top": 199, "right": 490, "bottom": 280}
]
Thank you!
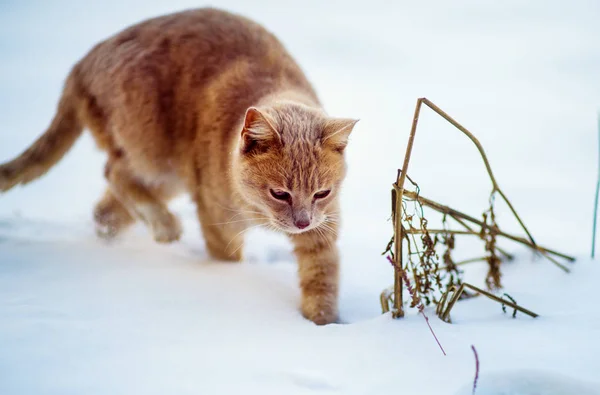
[
  {"left": 103, "top": 156, "right": 182, "bottom": 243},
  {"left": 93, "top": 188, "right": 135, "bottom": 239}
]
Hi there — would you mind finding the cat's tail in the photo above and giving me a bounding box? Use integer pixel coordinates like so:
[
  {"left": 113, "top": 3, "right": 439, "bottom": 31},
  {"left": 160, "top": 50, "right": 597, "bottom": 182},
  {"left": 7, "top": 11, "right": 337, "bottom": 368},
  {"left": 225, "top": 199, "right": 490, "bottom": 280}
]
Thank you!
[{"left": 0, "top": 71, "right": 84, "bottom": 192}]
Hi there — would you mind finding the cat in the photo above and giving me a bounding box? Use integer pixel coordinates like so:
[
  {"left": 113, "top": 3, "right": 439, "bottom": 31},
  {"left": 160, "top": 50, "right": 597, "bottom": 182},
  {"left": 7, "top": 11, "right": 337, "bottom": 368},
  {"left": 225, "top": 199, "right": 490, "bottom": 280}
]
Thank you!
[{"left": 0, "top": 8, "right": 357, "bottom": 325}]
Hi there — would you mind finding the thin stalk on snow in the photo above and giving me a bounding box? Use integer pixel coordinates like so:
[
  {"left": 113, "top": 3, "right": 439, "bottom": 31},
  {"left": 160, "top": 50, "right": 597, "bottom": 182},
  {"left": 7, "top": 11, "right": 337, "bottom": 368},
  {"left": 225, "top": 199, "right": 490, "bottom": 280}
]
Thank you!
[{"left": 592, "top": 112, "right": 600, "bottom": 258}]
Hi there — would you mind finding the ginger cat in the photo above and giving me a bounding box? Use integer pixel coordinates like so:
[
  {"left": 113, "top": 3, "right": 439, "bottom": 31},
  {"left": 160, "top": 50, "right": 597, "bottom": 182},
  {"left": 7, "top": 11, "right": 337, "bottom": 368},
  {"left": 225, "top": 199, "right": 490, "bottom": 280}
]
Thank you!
[{"left": 0, "top": 8, "right": 357, "bottom": 325}]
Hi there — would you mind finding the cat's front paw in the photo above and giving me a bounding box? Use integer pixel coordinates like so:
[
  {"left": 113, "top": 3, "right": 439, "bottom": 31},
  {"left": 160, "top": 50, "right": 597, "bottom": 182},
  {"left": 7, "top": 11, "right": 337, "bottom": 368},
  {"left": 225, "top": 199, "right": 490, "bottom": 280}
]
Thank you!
[{"left": 301, "top": 293, "right": 338, "bottom": 325}]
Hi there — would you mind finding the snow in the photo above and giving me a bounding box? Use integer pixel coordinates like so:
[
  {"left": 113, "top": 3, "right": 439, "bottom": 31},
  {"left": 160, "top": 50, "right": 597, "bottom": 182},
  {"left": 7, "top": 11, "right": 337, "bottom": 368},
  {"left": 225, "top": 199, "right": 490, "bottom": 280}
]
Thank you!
[
  {"left": 454, "top": 371, "right": 600, "bottom": 395},
  {"left": 1, "top": 0, "right": 599, "bottom": 394}
]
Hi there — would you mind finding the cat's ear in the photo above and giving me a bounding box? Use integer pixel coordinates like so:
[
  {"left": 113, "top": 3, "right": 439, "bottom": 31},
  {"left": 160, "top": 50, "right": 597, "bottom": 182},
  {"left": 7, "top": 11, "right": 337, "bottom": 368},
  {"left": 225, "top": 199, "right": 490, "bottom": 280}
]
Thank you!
[
  {"left": 240, "top": 107, "right": 281, "bottom": 154},
  {"left": 322, "top": 118, "right": 359, "bottom": 153}
]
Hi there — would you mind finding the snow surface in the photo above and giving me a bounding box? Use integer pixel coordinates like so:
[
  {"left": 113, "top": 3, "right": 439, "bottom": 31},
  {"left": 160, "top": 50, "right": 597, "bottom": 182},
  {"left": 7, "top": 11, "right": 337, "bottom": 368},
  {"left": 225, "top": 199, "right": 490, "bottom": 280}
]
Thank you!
[
  {"left": 454, "top": 370, "right": 600, "bottom": 395},
  {"left": 1, "top": 1, "right": 599, "bottom": 394}
]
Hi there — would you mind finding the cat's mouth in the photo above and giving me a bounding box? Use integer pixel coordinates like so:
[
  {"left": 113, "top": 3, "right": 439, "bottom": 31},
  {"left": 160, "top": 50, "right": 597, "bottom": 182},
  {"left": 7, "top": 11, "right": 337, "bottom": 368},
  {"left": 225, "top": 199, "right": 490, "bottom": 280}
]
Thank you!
[{"left": 270, "top": 218, "right": 321, "bottom": 235}]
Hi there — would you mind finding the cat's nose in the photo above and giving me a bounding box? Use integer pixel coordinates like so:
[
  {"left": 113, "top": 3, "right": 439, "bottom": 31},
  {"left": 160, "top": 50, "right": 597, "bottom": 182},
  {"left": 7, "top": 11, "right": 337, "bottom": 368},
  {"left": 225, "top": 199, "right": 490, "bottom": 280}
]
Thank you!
[
  {"left": 294, "top": 218, "right": 310, "bottom": 229},
  {"left": 293, "top": 209, "right": 311, "bottom": 229}
]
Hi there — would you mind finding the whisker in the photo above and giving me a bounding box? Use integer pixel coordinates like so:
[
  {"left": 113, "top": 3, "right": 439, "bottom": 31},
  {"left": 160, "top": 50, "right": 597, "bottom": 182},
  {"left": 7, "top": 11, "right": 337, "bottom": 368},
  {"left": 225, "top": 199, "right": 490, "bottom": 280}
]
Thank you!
[
  {"left": 211, "top": 217, "right": 270, "bottom": 226},
  {"left": 229, "top": 239, "right": 246, "bottom": 257},
  {"left": 214, "top": 203, "right": 265, "bottom": 223},
  {"left": 225, "top": 212, "right": 245, "bottom": 222},
  {"left": 214, "top": 202, "right": 263, "bottom": 216},
  {"left": 320, "top": 221, "right": 337, "bottom": 232},
  {"left": 228, "top": 221, "right": 273, "bottom": 257},
  {"left": 318, "top": 223, "right": 338, "bottom": 249},
  {"left": 323, "top": 220, "right": 338, "bottom": 227},
  {"left": 265, "top": 223, "right": 280, "bottom": 233},
  {"left": 322, "top": 229, "right": 334, "bottom": 250},
  {"left": 225, "top": 210, "right": 265, "bottom": 223},
  {"left": 314, "top": 226, "right": 333, "bottom": 251},
  {"left": 321, "top": 224, "right": 335, "bottom": 236},
  {"left": 225, "top": 222, "right": 267, "bottom": 253}
]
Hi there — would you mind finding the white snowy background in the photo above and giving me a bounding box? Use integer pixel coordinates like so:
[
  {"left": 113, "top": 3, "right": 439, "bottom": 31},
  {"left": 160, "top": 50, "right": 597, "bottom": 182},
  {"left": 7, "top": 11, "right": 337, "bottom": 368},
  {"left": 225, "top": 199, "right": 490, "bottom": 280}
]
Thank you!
[{"left": 1, "top": 1, "right": 599, "bottom": 394}]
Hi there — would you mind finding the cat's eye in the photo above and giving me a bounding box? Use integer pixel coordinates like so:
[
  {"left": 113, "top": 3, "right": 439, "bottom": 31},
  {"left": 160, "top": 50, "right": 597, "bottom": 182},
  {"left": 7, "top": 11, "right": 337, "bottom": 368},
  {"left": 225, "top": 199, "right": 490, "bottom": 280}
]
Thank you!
[
  {"left": 270, "top": 189, "right": 291, "bottom": 201},
  {"left": 314, "top": 190, "right": 331, "bottom": 199}
]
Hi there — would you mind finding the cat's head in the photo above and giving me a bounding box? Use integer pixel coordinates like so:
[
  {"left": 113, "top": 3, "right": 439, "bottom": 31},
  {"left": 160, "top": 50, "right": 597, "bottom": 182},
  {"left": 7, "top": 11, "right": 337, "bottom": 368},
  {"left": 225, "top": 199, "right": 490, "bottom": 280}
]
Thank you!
[{"left": 233, "top": 102, "right": 357, "bottom": 234}]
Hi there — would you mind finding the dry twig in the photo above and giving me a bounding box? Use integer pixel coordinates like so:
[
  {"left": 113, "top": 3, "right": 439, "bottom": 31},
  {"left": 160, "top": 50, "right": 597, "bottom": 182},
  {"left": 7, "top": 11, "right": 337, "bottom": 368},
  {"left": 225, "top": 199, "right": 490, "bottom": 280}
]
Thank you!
[{"left": 436, "top": 282, "right": 538, "bottom": 323}]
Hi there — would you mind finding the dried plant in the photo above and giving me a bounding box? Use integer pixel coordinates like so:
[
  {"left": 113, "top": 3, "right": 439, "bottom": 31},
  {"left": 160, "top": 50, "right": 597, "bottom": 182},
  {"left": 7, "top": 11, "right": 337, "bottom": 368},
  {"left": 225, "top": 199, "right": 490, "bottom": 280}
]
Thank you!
[
  {"left": 481, "top": 195, "right": 501, "bottom": 290},
  {"left": 501, "top": 293, "right": 518, "bottom": 318},
  {"left": 380, "top": 97, "right": 575, "bottom": 321},
  {"left": 471, "top": 345, "right": 480, "bottom": 395},
  {"left": 436, "top": 282, "right": 538, "bottom": 323}
]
